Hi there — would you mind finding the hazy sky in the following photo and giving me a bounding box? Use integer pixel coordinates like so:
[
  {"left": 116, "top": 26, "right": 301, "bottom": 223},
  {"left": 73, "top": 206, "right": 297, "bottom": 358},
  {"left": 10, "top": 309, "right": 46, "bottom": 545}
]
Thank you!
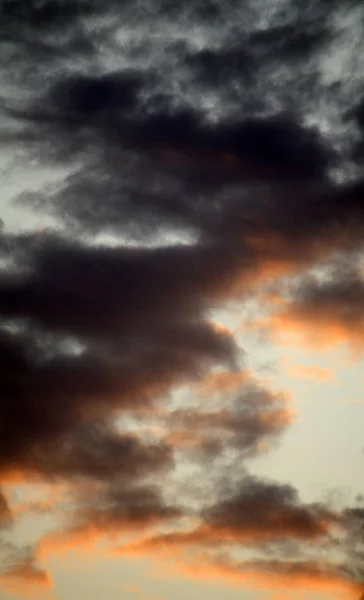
[{"left": 0, "top": 1, "right": 363, "bottom": 600}]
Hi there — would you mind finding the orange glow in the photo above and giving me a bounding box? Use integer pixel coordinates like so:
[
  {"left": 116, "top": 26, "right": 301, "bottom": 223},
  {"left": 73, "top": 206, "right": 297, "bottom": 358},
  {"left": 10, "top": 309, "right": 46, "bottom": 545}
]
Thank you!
[
  {"left": 265, "top": 307, "right": 364, "bottom": 351},
  {"left": 112, "top": 543, "right": 363, "bottom": 600},
  {"left": 197, "top": 369, "right": 249, "bottom": 396},
  {"left": 172, "top": 560, "right": 362, "bottom": 600},
  {"left": 162, "top": 430, "right": 204, "bottom": 448},
  {"left": 283, "top": 361, "right": 334, "bottom": 381},
  {"left": 0, "top": 563, "right": 52, "bottom": 599}
]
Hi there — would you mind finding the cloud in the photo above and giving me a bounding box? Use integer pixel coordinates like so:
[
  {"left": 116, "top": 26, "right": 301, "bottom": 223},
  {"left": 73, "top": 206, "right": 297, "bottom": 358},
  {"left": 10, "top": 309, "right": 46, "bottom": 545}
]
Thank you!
[
  {"left": 0, "top": 544, "right": 51, "bottom": 593},
  {"left": 1, "top": 558, "right": 50, "bottom": 587},
  {"left": 197, "top": 369, "right": 249, "bottom": 395},
  {"left": 0, "top": 273, "right": 238, "bottom": 483},
  {"left": 0, "top": 232, "right": 246, "bottom": 359},
  {"left": 115, "top": 475, "right": 338, "bottom": 558},
  {"left": 34, "top": 425, "right": 173, "bottom": 482},
  {"left": 37, "top": 482, "right": 181, "bottom": 556},
  {"left": 178, "top": 556, "right": 364, "bottom": 598},
  {"left": 124, "top": 530, "right": 364, "bottom": 599},
  {"left": 161, "top": 385, "right": 292, "bottom": 458},
  {"left": 264, "top": 272, "right": 364, "bottom": 351},
  {"left": 202, "top": 476, "right": 337, "bottom": 541},
  {"left": 0, "top": 0, "right": 364, "bottom": 597},
  {"left": 0, "top": 490, "right": 12, "bottom": 528},
  {"left": 283, "top": 361, "right": 333, "bottom": 381},
  {"left": 0, "top": 326, "right": 180, "bottom": 481}
]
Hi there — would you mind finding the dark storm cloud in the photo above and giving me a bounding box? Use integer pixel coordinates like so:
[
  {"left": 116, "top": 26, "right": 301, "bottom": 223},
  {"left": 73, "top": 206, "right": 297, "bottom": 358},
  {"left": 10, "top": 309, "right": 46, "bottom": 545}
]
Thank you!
[
  {"left": 1, "top": 0, "right": 339, "bottom": 243},
  {"left": 4, "top": 68, "right": 358, "bottom": 263},
  {"left": 0, "top": 0, "right": 91, "bottom": 29},
  {"left": 3, "top": 76, "right": 333, "bottom": 218},
  {"left": 0, "top": 169, "right": 240, "bottom": 484},
  {"left": 0, "top": 232, "right": 245, "bottom": 344},
  {"left": 0, "top": 324, "right": 213, "bottom": 480},
  {"left": 19, "top": 422, "right": 173, "bottom": 483},
  {"left": 347, "top": 96, "right": 364, "bottom": 162},
  {"left": 6, "top": 68, "right": 147, "bottom": 129},
  {"left": 183, "top": 16, "right": 330, "bottom": 97},
  {"left": 345, "top": 95, "right": 364, "bottom": 132},
  {"left": 10, "top": 70, "right": 333, "bottom": 171},
  {"left": 11, "top": 115, "right": 333, "bottom": 244},
  {"left": 51, "top": 71, "right": 146, "bottom": 117}
]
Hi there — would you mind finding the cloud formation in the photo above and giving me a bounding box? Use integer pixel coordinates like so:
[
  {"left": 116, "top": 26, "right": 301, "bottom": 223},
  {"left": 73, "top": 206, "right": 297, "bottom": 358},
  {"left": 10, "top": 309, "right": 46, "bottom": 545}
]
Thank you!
[
  {"left": 263, "top": 270, "right": 364, "bottom": 351},
  {"left": 1, "top": 0, "right": 364, "bottom": 597},
  {"left": 115, "top": 475, "right": 337, "bottom": 555},
  {"left": 0, "top": 543, "right": 51, "bottom": 590},
  {"left": 0, "top": 490, "right": 12, "bottom": 529}
]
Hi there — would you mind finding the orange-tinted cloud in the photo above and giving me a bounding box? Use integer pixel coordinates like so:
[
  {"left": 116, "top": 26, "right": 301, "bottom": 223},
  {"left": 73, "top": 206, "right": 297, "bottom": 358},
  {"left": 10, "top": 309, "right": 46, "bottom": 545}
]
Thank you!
[
  {"left": 114, "top": 543, "right": 363, "bottom": 599},
  {"left": 0, "top": 489, "right": 13, "bottom": 528},
  {"left": 197, "top": 369, "right": 250, "bottom": 396},
  {"left": 283, "top": 361, "right": 333, "bottom": 381},
  {"left": 109, "top": 481, "right": 364, "bottom": 598},
  {"left": 158, "top": 380, "right": 293, "bottom": 460},
  {"left": 115, "top": 476, "right": 338, "bottom": 559},
  {"left": 0, "top": 562, "right": 51, "bottom": 588},
  {"left": 37, "top": 483, "right": 181, "bottom": 558},
  {"left": 263, "top": 276, "right": 364, "bottom": 352},
  {"left": 175, "top": 557, "right": 363, "bottom": 599},
  {"left": 0, "top": 545, "right": 51, "bottom": 599}
]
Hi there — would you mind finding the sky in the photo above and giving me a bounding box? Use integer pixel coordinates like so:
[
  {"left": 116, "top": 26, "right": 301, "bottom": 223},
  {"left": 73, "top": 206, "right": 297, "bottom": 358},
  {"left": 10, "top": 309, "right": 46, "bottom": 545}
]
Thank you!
[{"left": 0, "top": 1, "right": 363, "bottom": 600}]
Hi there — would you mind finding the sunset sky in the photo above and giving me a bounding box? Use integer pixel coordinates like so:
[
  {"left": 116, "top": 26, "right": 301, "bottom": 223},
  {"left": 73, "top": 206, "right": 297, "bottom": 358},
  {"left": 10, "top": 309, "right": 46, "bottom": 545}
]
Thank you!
[{"left": 0, "top": 1, "right": 363, "bottom": 600}]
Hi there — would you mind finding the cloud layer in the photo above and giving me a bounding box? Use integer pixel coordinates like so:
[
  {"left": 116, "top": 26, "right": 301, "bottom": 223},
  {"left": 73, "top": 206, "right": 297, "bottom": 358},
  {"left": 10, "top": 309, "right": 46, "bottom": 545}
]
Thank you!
[{"left": 0, "top": 0, "right": 364, "bottom": 597}]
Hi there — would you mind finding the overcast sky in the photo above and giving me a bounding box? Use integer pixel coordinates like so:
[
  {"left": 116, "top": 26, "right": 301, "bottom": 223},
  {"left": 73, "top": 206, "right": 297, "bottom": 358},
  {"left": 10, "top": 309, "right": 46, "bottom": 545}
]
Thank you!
[{"left": 0, "top": 2, "right": 363, "bottom": 600}]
